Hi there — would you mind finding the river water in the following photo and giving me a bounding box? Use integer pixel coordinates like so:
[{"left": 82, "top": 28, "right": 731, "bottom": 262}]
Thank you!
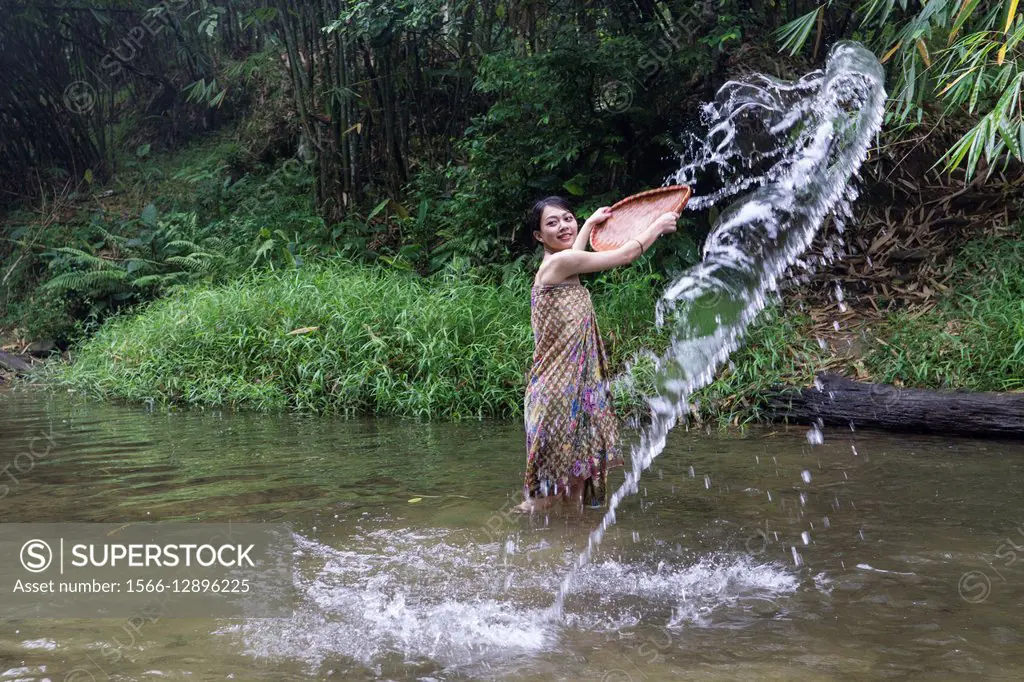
[{"left": 2, "top": 387, "right": 1024, "bottom": 680}]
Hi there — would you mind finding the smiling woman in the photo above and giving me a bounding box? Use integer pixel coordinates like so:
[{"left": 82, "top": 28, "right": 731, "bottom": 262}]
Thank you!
[{"left": 519, "top": 196, "right": 679, "bottom": 511}]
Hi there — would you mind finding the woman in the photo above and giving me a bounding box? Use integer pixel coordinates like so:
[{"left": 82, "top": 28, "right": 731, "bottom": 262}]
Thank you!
[{"left": 520, "top": 196, "right": 679, "bottom": 511}]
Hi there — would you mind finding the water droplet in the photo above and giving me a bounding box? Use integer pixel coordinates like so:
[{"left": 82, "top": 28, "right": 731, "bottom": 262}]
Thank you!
[
  {"left": 801, "top": 531, "right": 811, "bottom": 545},
  {"left": 801, "top": 469, "right": 812, "bottom": 484},
  {"left": 806, "top": 426, "right": 824, "bottom": 445}
]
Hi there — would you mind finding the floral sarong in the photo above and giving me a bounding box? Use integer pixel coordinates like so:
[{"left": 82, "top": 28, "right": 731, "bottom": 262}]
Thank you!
[{"left": 524, "top": 283, "right": 622, "bottom": 503}]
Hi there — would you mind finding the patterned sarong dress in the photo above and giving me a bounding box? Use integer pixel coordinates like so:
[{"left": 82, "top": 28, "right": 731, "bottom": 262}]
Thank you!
[{"left": 524, "top": 282, "right": 623, "bottom": 504}]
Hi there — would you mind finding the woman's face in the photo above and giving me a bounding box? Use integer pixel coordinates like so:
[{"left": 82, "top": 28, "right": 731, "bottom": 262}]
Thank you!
[{"left": 535, "top": 205, "right": 577, "bottom": 252}]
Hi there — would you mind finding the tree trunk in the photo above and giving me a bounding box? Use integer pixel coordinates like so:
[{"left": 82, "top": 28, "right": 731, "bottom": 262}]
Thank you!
[{"left": 765, "top": 374, "right": 1024, "bottom": 438}]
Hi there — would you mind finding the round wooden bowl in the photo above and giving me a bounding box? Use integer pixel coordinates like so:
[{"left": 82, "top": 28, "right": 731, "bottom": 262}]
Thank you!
[{"left": 589, "top": 185, "right": 692, "bottom": 251}]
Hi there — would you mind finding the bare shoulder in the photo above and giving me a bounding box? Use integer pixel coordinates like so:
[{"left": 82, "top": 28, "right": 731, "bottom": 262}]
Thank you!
[{"left": 535, "top": 251, "right": 579, "bottom": 286}]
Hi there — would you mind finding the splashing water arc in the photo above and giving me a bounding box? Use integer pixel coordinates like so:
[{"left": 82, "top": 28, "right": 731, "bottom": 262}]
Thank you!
[{"left": 554, "top": 41, "right": 887, "bottom": 613}]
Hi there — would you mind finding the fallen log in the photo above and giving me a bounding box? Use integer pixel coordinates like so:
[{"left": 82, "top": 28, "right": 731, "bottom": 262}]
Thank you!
[
  {"left": 765, "top": 374, "right": 1024, "bottom": 438},
  {"left": 0, "top": 350, "right": 33, "bottom": 374}
]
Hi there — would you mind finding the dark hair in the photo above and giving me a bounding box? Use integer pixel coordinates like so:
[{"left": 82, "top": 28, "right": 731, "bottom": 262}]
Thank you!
[{"left": 521, "top": 196, "right": 573, "bottom": 247}]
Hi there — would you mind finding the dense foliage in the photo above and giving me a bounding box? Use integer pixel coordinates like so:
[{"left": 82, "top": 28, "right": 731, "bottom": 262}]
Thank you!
[
  {"left": 2, "top": 0, "right": 1022, "bottom": 419},
  {"left": 777, "top": 0, "right": 1024, "bottom": 177}
]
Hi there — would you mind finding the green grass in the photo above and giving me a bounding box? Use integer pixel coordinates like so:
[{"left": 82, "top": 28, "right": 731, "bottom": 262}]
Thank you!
[
  {"left": 861, "top": 232, "right": 1024, "bottom": 392},
  {"left": 49, "top": 260, "right": 674, "bottom": 419},
  {"left": 51, "top": 261, "right": 531, "bottom": 418}
]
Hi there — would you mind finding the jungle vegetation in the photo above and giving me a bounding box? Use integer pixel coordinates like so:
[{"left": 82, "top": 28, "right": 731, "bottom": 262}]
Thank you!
[{"left": 2, "top": 0, "right": 1022, "bottom": 417}]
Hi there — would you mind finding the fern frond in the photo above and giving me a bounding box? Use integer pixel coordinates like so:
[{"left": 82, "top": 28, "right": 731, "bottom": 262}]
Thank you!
[
  {"left": 165, "top": 255, "right": 216, "bottom": 272},
  {"left": 166, "top": 239, "right": 203, "bottom": 252},
  {"left": 42, "top": 269, "right": 127, "bottom": 292},
  {"left": 53, "top": 247, "right": 119, "bottom": 269},
  {"left": 97, "top": 226, "right": 129, "bottom": 246}
]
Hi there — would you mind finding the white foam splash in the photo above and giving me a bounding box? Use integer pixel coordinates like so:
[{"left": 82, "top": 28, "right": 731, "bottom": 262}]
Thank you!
[{"left": 222, "top": 531, "right": 799, "bottom": 675}]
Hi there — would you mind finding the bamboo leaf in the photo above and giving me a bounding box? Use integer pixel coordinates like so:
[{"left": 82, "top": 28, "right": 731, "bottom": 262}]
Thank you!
[
  {"left": 938, "top": 67, "right": 976, "bottom": 96},
  {"left": 1005, "top": 0, "right": 1020, "bottom": 33},
  {"left": 367, "top": 198, "right": 390, "bottom": 222},
  {"left": 774, "top": 7, "right": 822, "bottom": 56},
  {"left": 998, "top": 0, "right": 1021, "bottom": 64},
  {"left": 917, "top": 39, "right": 932, "bottom": 67},
  {"left": 949, "top": 0, "right": 981, "bottom": 44},
  {"left": 862, "top": 0, "right": 897, "bottom": 26},
  {"left": 997, "top": 119, "right": 1022, "bottom": 159},
  {"left": 881, "top": 41, "right": 903, "bottom": 63},
  {"left": 969, "top": 65, "right": 985, "bottom": 112}
]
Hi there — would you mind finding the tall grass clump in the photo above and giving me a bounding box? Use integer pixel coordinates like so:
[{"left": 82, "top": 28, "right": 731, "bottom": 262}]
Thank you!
[
  {"left": 53, "top": 260, "right": 676, "bottom": 419},
  {"left": 54, "top": 261, "right": 530, "bottom": 418},
  {"left": 863, "top": 231, "right": 1024, "bottom": 392}
]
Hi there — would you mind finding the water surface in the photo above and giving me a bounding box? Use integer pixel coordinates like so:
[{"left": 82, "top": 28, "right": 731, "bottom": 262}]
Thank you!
[{"left": 2, "top": 388, "right": 1024, "bottom": 680}]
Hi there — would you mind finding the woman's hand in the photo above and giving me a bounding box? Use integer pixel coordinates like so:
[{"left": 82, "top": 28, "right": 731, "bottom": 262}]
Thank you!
[
  {"left": 573, "top": 206, "right": 613, "bottom": 251},
  {"left": 650, "top": 212, "right": 679, "bottom": 235},
  {"left": 583, "top": 206, "right": 614, "bottom": 228}
]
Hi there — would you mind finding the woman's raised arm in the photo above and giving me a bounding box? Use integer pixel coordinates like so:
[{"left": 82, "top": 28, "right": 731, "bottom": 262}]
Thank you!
[{"left": 537, "top": 212, "right": 679, "bottom": 284}]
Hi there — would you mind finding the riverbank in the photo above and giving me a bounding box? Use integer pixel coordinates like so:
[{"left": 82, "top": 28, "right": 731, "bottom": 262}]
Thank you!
[
  {"left": 0, "top": 335, "right": 47, "bottom": 386},
  {"left": 31, "top": 222, "right": 1022, "bottom": 422}
]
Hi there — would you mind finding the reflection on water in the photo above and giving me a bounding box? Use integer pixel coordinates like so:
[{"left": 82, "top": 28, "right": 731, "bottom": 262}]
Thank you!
[{"left": 2, "top": 387, "right": 1024, "bottom": 680}]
